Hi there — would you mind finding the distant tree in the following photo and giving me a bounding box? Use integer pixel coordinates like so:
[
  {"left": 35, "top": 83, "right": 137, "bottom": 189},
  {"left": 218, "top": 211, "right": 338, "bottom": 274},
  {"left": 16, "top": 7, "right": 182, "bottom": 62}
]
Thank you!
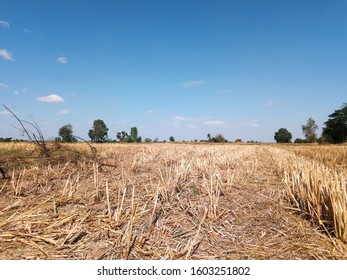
[
  {"left": 169, "top": 136, "right": 175, "bottom": 142},
  {"left": 213, "top": 134, "right": 227, "bottom": 143},
  {"left": 294, "top": 138, "right": 307, "bottom": 144},
  {"left": 153, "top": 137, "right": 159, "bottom": 143},
  {"left": 274, "top": 128, "right": 292, "bottom": 143},
  {"left": 88, "top": 119, "right": 108, "bottom": 142},
  {"left": 123, "top": 135, "right": 133, "bottom": 143},
  {"left": 59, "top": 124, "right": 77, "bottom": 142},
  {"left": 207, "top": 133, "right": 212, "bottom": 142},
  {"left": 116, "top": 131, "right": 128, "bottom": 142},
  {"left": 322, "top": 103, "right": 347, "bottom": 143},
  {"left": 0, "top": 137, "right": 12, "bottom": 142},
  {"left": 144, "top": 138, "right": 152, "bottom": 143},
  {"left": 234, "top": 138, "right": 242, "bottom": 143},
  {"left": 302, "top": 118, "right": 319, "bottom": 143},
  {"left": 130, "top": 127, "right": 141, "bottom": 142}
]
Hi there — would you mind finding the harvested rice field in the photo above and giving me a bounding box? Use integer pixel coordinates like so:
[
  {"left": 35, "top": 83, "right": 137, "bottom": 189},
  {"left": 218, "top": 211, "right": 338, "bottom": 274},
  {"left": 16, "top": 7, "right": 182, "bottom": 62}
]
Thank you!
[{"left": 0, "top": 142, "right": 347, "bottom": 259}]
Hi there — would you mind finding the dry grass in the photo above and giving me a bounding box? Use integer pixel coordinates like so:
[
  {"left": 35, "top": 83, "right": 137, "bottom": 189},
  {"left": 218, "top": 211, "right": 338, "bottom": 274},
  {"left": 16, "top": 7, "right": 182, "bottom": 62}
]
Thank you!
[
  {"left": 0, "top": 142, "right": 346, "bottom": 259},
  {"left": 272, "top": 145, "right": 347, "bottom": 243}
]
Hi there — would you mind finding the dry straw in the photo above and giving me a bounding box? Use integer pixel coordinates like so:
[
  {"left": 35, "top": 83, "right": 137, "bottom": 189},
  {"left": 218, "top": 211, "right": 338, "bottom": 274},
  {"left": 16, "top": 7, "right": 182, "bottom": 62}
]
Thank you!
[
  {"left": 1, "top": 142, "right": 347, "bottom": 259},
  {"left": 272, "top": 145, "right": 347, "bottom": 243}
]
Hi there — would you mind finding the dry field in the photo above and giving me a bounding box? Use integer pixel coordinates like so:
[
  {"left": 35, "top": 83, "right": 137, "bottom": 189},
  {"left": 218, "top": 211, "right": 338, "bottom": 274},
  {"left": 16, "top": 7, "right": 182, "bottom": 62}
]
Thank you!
[{"left": 0, "top": 142, "right": 346, "bottom": 259}]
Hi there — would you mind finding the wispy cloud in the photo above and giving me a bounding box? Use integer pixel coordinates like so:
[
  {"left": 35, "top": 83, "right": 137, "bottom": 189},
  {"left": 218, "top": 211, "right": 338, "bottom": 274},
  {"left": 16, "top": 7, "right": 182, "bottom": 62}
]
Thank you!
[
  {"left": 216, "top": 89, "right": 233, "bottom": 95},
  {"left": 13, "top": 88, "right": 28, "bottom": 95},
  {"left": 0, "top": 110, "right": 16, "bottom": 115},
  {"left": 57, "top": 55, "right": 68, "bottom": 64},
  {"left": 0, "top": 49, "right": 13, "bottom": 60},
  {"left": 58, "top": 109, "right": 69, "bottom": 115},
  {"left": 145, "top": 109, "right": 156, "bottom": 116},
  {"left": 266, "top": 99, "right": 274, "bottom": 107},
  {"left": 203, "top": 120, "right": 226, "bottom": 126},
  {"left": 179, "top": 80, "right": 204, "bottom": 88},
  {"left": 173, "top": 115, "right": 187, "bottom": 121},
  {"left": 0, "top": 83, "right": 7, "bottom": 90},
  {"left": 36, "top": 94, "right": 65, "bottom": 103},
  {"left": 0, "top": 20, "right": 10, "bottom": 29}
]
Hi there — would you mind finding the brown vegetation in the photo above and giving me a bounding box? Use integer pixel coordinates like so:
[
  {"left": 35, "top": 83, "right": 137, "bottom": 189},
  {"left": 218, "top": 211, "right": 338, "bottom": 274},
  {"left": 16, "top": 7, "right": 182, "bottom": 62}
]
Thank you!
[{"left": 0, "top": 143, "right": 346, "bottom": 259}]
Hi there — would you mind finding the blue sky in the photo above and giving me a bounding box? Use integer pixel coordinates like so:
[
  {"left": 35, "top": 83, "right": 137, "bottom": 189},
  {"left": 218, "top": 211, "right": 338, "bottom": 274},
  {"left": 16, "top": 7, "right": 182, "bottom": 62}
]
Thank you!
[{"left": 1, "top": 0, "right": 346, "bottom": 142}]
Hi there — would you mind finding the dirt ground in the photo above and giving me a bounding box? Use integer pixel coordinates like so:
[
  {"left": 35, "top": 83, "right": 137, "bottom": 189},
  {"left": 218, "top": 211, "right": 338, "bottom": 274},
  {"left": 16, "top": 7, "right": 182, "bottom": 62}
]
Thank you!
[{"left": 0, "top": 143, "right": 346, "bottom": 259}]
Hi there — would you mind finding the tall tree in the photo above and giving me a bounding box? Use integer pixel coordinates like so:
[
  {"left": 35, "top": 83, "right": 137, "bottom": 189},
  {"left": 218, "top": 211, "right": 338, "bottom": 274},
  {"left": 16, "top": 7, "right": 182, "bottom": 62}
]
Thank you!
[
  {"left": 169, "top": 136, "right": 175, "bottom": 142},
  {"left": 322, "top": 103, "right": 347, "bottom": 143},
  {"left": 59, "top": 124, "right": 76, "bottom": 142},
  {"left": 130, "top": 127, "right": 141, "bottom": 142},
  {"left": 302, "top": 117, "right": 319, "bottom": 143},
  {"left": 274, "top": 128, "right": 292, "bottom": 143},
  {"left": 88, "top": 119, "right": 108, "bottom": 142}
]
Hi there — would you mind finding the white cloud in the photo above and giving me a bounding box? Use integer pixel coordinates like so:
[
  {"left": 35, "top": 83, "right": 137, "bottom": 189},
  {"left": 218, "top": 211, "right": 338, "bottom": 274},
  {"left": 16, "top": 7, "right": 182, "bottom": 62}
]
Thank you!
[
  {"left": 216, "top": 89, "right": 233, "bottom": 94},
  {"left": 36, "top": 94, "right": 65, "bottom": 103},
  {"left": 203, "top": 120, "right": 226, "bottom": 126},
  {"left": 13, "top": 88, "right": 28, "bottom": 95},
  {"left": 173, "top": 115, "right": 186, "bottom": 121},
  {"left": 0, "top": 83, "right": 7, "bottom": 90},
  {"left": 0, "top": 109, "right": 19, "bottom": 115},
  {"left": 266, "top": 99, "right": 274, "bottom": 107},
  {"left": 179, "top": 80, "right": 204, "bottom": 88},
  {"left": 0, "top": 49, "right": 13, "bottom": 60},
  {"left": 57, "top": 55, "right": 68, "bottom": 64},
  {"left": 58, "top": 109, "right": 69, "bottom": 115},
  {"left": 0, "top": 110, "right": 11, "bottom": 115},
  {"left": 0, "top": 20, "right": 10, "bottom": 29},
  {"left": 145, "top": 109, "right": 156, "bottom": 116}
]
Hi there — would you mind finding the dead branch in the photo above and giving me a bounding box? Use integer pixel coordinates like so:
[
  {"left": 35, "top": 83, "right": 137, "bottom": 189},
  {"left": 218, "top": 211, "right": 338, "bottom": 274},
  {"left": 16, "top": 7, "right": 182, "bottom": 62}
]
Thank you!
[{"left": 2, "top": 104, "right": 50, "bottom": 157}]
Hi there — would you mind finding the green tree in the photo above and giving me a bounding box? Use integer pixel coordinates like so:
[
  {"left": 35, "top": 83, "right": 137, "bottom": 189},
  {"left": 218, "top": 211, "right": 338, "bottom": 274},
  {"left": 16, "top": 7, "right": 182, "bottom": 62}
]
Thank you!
[
  {"left": 0, "top": 137, "right": 12, "bottom": 142},
  {"left": 302, "top": 117, "right": 319, "bottom": 143},
  {"left": 214, "top": 134, "right": 227, "bottom": 142},
  {"left": 169, "top": 136, "right": 175, "bottom": 142},
  {"left": 59, "top": 124, "right": 77, "bottom": 142},
  {"left": 294, "top": 138, "right": 307, "bottom": 143},
  {"left": 322, "top": 103, "right": 347, "bottom": 143},
  {"left": 116, "top": 131, "right": 128, "bottom": 142},
  {"left": 207, "top": 133, "right": 212, "bottom": 142},
  {"left": 274, "top": 128, "right": 292, "bottom": 143},
  {"left": 88, "top": 119, "right": 109, "bottom": 142},
  {"left": 130, "top": 127, "right": 141, "bottom": 142}
]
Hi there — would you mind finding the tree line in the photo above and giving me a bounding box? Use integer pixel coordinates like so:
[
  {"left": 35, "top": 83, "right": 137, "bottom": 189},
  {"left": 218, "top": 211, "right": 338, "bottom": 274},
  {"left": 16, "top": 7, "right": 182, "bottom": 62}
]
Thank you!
[
  {"left": 54, "top": 103, "right": 347, "bottom": 144},
  {"left": 57, "top": 119, "right": 143, "bottom": 143},
  {"left": 274, "top": 103, "right": 347, "bottom": 143}
]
